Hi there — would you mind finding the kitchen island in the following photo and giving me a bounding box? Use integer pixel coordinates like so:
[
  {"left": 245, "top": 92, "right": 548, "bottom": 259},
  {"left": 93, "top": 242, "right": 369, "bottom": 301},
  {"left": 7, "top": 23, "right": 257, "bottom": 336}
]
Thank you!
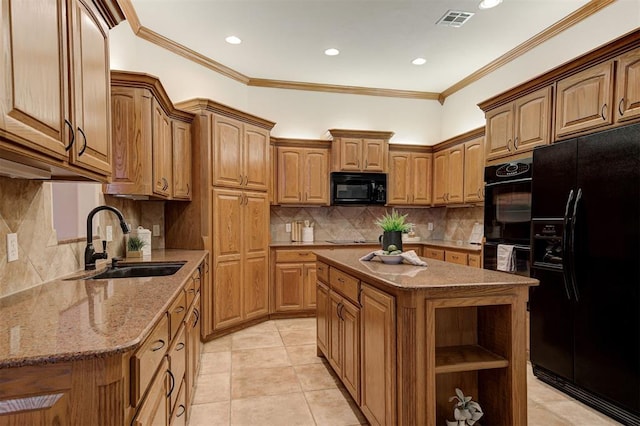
[
  {"left": 314, "top": 248, "right": 538, "bottom": 426},
  {"left": 0, "top": 249, "right": 208, "bottom": 426}
]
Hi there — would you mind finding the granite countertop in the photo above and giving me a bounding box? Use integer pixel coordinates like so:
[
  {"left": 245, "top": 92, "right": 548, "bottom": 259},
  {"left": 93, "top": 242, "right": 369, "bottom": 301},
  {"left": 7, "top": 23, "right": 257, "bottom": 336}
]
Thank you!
[
  {"left": 271, "top": 239, "right": 482, "bottom": 252},
  {"left": 314, "top": 248, "right": 537, "bottom": 290},
  {"left": 0, "top": 249, "right": 207, "bottom": 368}
]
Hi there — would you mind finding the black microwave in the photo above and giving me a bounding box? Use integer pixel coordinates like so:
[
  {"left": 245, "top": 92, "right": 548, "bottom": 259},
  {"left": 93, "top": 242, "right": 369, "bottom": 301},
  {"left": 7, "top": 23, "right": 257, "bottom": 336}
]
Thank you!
[{"left": 330, "top": 172, "right": 387, "bottom": 205}]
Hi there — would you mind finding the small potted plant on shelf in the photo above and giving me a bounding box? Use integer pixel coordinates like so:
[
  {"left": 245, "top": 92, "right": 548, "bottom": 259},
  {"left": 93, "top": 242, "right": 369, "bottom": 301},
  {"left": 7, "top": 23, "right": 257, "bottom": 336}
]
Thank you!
[
  {"left": 126, "top": 235, "right": 146, "bottom": 258},
  {"left": 375, "top": 209, "right": 410, "bottom": 252},
  {"left": 446, "top": 388, "right": 484, "bottom": 426}
]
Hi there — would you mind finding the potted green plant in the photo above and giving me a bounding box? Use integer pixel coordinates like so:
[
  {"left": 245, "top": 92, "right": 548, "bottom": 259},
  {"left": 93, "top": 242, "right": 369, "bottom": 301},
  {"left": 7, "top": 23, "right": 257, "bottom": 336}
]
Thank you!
[
  {"left": 446, "top": 388, "right": 483, "bottom": 426},
  {"left": 375, "top": 209, "right": 410, "bottom": 252},
  {"left": 126, "top": 235, "right": 146, "bottom": 258}
]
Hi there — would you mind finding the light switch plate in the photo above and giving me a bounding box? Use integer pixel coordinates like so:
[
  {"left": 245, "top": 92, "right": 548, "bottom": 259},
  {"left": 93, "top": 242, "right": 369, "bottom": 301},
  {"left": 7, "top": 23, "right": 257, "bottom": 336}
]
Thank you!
[
  {"left": 7, "top": 233, "right": 18, "bottom": 262},
  {"left": 427, "top": 222, "right": 434, "bottom": 231},
  {"left": 285, "top": 223, "right": 292, "bottom": 233},
  {"left": 153, "top": 224, "right": 160, "bottom": 236},
  {"left": 106, "top": 226, "right": 113, "bottom": 242}
]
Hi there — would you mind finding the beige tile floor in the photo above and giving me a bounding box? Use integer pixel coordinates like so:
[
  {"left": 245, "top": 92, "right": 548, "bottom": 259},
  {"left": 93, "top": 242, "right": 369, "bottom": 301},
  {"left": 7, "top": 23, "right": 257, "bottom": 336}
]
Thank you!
[{"left": 188, "top": 318, "right": 621, "bottom": 426}]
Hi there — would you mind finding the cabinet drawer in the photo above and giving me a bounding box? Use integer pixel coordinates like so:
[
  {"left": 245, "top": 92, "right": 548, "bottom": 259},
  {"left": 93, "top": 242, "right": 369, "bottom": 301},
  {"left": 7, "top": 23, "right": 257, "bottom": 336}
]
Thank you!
[
  {"left": 316, "top": 261, "right": 329, "bottom": 283},
  {"left": 131, "top": 313, "right": 169, "bottom": 407},
  {"left": 170, "top": 379, "right": 187, "bottom": 426},
  {"left": 445, "top": 250, "right": 468, "bottom": 265},
  {"left": 468, "top": 253, "right": 481, "bottom": 268},
  {"left": 329, "top": 268, "right": 360, "bottom": 305},
  {"left": 275, "top": 249, "right": 316, "bottom": 262},
  {"left": 169, "top": 290, "right": 188, "bottom": 340},
  {"left": 185, "top": 268, "right": 201, "bottom": 307},
  {"left": 424, "top": 248, "right": 445, "bottom": 261}
]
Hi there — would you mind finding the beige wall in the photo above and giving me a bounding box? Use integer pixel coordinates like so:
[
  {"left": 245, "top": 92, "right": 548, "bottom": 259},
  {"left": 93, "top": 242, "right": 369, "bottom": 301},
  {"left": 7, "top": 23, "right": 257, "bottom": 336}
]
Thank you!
[{"left": 0, "top": 177, "right": 165, "bottom": 298}]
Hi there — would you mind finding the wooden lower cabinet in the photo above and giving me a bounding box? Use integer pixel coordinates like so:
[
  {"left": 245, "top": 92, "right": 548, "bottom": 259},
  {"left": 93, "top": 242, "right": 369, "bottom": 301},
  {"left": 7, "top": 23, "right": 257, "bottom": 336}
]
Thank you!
[
  {"left": 445, "top": 250, "right": 468, "bottom": 266},
  {"left": 360, "top": 283, "right": 396, "bottom": 426},
  {"left": 424, "top": 246, "right": 482, "bottom": 268},
  {"left": 132, "top": 358, "right": 170, "bottom": 426},
  {"left": 316, "top": 281, "right": 330, "bottom": 356},
  {"left": 272, "top": 249, "right": 317, "bottom": 314},
  {"left": 186, "top": 293, "right": 201, "bottom": 407}
]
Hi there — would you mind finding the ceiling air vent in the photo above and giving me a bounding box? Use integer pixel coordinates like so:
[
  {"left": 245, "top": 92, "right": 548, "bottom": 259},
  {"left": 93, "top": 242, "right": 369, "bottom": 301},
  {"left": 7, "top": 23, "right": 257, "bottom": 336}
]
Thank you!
[{"left": 436, "top": 10, "right": 475, "bottom": 27}]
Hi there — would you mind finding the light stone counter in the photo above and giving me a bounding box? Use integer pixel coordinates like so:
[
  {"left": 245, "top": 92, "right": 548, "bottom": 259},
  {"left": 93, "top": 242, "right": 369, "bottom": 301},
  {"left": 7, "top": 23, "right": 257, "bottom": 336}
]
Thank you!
[{"left": 0, "top": 249, "right": 207, "bottom": 368}]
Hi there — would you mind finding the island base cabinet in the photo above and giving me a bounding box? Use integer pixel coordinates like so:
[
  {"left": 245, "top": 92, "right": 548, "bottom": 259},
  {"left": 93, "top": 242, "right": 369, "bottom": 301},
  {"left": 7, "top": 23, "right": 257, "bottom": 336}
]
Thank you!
[{"left": 360, "top": 283, "right": 396, "bottom": 426}]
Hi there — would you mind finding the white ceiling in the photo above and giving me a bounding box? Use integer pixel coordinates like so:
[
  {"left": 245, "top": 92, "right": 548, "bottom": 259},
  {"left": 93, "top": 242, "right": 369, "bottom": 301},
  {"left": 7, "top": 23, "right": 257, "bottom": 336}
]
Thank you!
[{"left": 130, "top": 0, "right": 592, "bottom": 93}]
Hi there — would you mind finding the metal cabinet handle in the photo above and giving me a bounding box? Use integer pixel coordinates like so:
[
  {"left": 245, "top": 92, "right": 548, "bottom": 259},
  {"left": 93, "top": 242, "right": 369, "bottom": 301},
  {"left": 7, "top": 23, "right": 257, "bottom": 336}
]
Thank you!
[
  {"left": 186, "top": 183, "right": 190, "bottom": 195},
  {"left": 507, "top": 139, "right": 513, "bottom": 152},
  {"left": 618, "top": 98, "right": 625, "bottom": 116},
  {"left": 64, "top": 119, "right": 75, "bottom": 152},
  {"left": 77, "top": 127, "right": 87, "bottom": 156},
  {"left": 176, "top": 405, "right": 186, "bottom": 418},
  {"left": 167, "top": 369, "right": 175, "bottom": 398},
  {"left": 337, "top": 277, "right": 344, "bottom": 283},
  {"left": 161, "top": 177, "right": 168, "bottom": 191},
  {"left": 477, "top": 188, "right": 482, "bottom": 198},
  {"left": 151, "top": 339, "right": 165, "bottom": 352},
  {"left": 365, "top": 160, "right": 368, "bottom": 169},
  {"left": 176, "top": 342, "right": 185, "bottom": 351},
  {"left": 193, "top": 308, "right": 200, "bottom": 327},
  {"left": 601, "top": 103, "right": 608, "bottom": 121},
  {"left": 175, "top": 306, "right": 185, "bottom": 314},
  {"left": 514, "top": 136, "right": 519, "bottom": 150}
]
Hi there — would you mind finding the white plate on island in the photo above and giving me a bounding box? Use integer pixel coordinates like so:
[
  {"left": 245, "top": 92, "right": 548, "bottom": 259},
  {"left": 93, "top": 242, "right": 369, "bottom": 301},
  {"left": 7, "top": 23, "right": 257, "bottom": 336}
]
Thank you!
[{"left": 377, "top": 254, "right": 403, "bottom": 264}]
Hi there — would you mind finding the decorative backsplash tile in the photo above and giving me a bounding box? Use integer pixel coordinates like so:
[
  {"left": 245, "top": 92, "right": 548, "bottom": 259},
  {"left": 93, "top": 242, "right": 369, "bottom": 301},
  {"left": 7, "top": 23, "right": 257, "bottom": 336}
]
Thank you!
[
  {"left": 270, "top": 205, "right": 483, "bottom": 243},
  {"left": 0, "top": 177, "right": 165, "bottom": 298}
]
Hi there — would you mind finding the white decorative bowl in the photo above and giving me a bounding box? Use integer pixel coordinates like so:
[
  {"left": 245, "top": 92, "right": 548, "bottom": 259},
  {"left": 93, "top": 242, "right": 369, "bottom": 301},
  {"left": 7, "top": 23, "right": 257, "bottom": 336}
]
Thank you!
[{"left": 378, "top": 254, "right": 403, "bottom": 264}]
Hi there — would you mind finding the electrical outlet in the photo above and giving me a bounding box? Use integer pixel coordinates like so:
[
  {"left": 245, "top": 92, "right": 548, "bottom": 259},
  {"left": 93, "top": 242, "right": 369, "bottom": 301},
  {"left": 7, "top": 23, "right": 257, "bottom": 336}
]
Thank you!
[
  {"left": 153, "top": 224, "right": 160, "bottom": 237},
  {"left": 285, "top": 223, "right": 292, "bottom": 233},
  {"left": 106, "top": 226, "right": 113, "bottom": 242},
  {"left": 10, "top": 326, "right": 20, "bottom": 355},
  {"left": 428, "top": 222, "right": 434, "bottom": 231},
  {"left": 7, "top": 233, "right": 18, "bottom": 262}
]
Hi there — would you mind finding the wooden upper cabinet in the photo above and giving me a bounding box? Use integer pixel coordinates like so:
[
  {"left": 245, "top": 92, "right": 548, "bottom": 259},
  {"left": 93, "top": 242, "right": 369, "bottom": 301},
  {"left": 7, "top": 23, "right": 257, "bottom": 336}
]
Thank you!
[
  {"left": 172, "top": 120, "right": 192, "bottom": 200},
  {"left": 152, "top": 100, "right": 173, "bottom": 198},
  {"left": 329, "top": 129, "right": 393, "bottom": 172},
  {"left": 106, "top": 72, "right": 194, "bottom": 200},
  {"left": 463, "top": 137, "right": 484, "bottom": 203},
  {"left": 275, "top": 140, "right": 330, "bottom": 205},
  {"left": 388, "top": 146, "right": 432, "bottom": 205},
  {"left": 615, "top": 47, "right": 640, "bottom": 123},
  {"left": 433, "top": 146, "right": 464, "bottom": 205},
  {"left": 485, "top": 86, "right": 551, "bottom": 163},
  {"left": 0, "top": 0, "right": 120, "bottom": 180},
  {"left": 213, "top": 117, "right": 270, "bottom": 191},
  {"left": 555, "top": 61, "right": 614, "bottom": 139}
]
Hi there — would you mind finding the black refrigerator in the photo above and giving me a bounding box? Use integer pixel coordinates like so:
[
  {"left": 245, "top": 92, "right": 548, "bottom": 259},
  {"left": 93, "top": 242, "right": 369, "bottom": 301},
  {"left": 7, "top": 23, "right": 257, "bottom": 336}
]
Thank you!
[{"left": 530, "top": 123, "right": 640, "bottom": 425}]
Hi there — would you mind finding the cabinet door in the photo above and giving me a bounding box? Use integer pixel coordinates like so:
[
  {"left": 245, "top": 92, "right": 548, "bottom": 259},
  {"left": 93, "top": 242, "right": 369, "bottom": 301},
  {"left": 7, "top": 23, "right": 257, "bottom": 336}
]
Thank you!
[
  {"left": 340, "top": 138, "right": 362, "bottom": 171},
  {"left": 328, "top": 292, "right": 343, "bottom": 376},
  {"left": 186, "top": 294, "right": 201, "bottom": 406},
  {"left": 69, "top": 0, "right": 111, "bottom": 175},
  {"left": 341, "top": 299, "right": 360, "bottom": 404},
  {"left": 468, "top": 253, "right": 482, "bottom": 268},
  {"left": 388, "top": 152, "right": 411, "bottom": 204},
  {"left": 447, "top": 146, "right": 464, "bottom": 204},
  {"left": 172, "top": 120, "right": 192, "bottom": 200},
  {"left": 362, "top": 139, "right": 385, "bottom": 171},
  {"left": 424, "top": 247, "right": 445, "bottom": 261},
  {"left": 316, "top": 281, "right": 330, "bottom": 356},
  {"left": 277, "top": 148, "right": 303, "bottom": 204},
  {"left": 615, "top": 48, "right": 640, "bottom": 123},
  {"left": 432, "top": 150, "right": 448, "bottom": 205},
  {"left": 274, "top": 263, "right": 304, "bottom": 312},
  {"left": 244, "top": 124, "right": 269, "bottom": 191},
  {"left": 243, "top": 191, "right": 269, "bottom": 319},
  {"left": 485, "top": 104, "right": 514, "bottom": 162},
  {"left": 168, "top": 325, "right": 187, "bottom": 412},
  {"left": 463, "top": 138, "right": 484, "bottom": 203},
  {"left": 555, "top": 61, "right": 614, "bottom": 138},
  {"left": 445, "top": 250, "right": 468, "bottom": 265},
  {"left": 304, "top": 149, "right": 329, "bottom": 204},
  {"left": 303, "top": 263, "right": 317, "bottom": 309},
  {"left": 514, "top": 86, "right": 551, "bottom": 152},
  {"left": 411, "top": 153, "right": 432, "bottom": 205},
  {"left": 213, "top": 116, "right": 243, "bottom": 188},
  {"left": 152, "top": 99, "right": 172, "bottom": 197},
  {"left": 360, "top": 284, "right": 396, "bottom": 426},
  {"left": 0, "top": 0, "right": 70, "bottom": 160},
  {"left": 212, "top": 188, "right": 243, "bottom": 330}
]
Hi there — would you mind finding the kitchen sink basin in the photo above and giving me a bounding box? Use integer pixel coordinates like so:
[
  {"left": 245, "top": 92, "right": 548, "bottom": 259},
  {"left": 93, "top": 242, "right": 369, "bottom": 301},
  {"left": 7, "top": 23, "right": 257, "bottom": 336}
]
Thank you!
[{"left": 86, "top": 261, "right": 186, "bottom": 280}]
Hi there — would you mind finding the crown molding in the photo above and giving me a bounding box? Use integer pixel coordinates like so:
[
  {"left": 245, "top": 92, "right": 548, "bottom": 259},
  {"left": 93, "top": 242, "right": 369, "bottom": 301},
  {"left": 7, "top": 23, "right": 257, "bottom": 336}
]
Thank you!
[{"left": 117, "top": 0, "right": 614, "bottom": 102}]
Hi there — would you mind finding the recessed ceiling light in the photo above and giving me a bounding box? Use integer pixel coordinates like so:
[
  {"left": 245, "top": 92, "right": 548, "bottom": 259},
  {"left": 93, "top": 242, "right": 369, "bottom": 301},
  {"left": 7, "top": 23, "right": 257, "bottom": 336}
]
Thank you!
[
  {"left": 478, "top": 0, "right": 502, "bottom": 9},
  {"left": 225, "top": 36, "right": 242, "bottom": 45},
  {"left": 412, "top": 58, "right": 427, "bottom": 66},
  {"left": 324, "top": 48, "right": 340, "bottom": 56}
]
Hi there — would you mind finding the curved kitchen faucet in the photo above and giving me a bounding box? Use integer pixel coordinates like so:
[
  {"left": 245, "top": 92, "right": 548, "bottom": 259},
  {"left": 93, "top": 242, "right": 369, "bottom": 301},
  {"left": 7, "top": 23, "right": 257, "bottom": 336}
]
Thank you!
[{"left": 84, "top": 206, "right": 130, "bottom": 270}]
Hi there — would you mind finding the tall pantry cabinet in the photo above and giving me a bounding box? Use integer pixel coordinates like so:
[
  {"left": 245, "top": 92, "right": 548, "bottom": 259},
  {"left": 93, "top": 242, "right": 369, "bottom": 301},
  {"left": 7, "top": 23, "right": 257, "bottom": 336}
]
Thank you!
[{"left": 168, "top": 99, "right": 275, "bottom": 339}]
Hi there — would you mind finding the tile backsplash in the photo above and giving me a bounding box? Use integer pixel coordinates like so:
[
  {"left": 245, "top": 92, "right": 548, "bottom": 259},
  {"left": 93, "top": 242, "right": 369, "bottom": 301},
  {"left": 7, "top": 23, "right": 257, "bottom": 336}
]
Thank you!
[
  {"left": 0, "top": 177, "right": 165, "bottom": 298},
  {"left": 270, "top": 205, "right": 483, "bottom": 243}
]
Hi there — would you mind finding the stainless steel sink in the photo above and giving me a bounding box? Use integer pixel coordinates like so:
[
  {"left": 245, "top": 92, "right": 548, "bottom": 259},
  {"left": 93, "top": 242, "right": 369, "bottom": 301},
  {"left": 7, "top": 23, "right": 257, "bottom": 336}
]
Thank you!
[{"left": 86, "top": 261, "right": 186, "bottom": 280}]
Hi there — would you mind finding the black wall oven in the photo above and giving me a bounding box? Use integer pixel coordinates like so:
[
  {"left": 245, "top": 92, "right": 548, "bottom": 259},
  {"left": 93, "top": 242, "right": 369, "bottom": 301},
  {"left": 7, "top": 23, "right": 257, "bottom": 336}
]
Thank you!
[{"left": 483, "top": 158, "right": 533, "bottom": 276}]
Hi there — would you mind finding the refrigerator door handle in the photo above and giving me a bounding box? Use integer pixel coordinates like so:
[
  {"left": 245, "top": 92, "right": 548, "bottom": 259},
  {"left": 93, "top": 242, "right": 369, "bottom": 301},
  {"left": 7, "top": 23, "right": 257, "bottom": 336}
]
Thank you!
[
  {"left": 569, "top": 187, "right": 583, "bottom": 302},
  {"left": 561, "top": 189, "right": 575, "bottom": 300}
]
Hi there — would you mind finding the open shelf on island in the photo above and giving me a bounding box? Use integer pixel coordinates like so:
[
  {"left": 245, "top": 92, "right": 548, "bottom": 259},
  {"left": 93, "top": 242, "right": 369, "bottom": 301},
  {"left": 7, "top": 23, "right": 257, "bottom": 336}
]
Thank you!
[{"left": 435, "top": 344, "right": 509, "bottom": 374}]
